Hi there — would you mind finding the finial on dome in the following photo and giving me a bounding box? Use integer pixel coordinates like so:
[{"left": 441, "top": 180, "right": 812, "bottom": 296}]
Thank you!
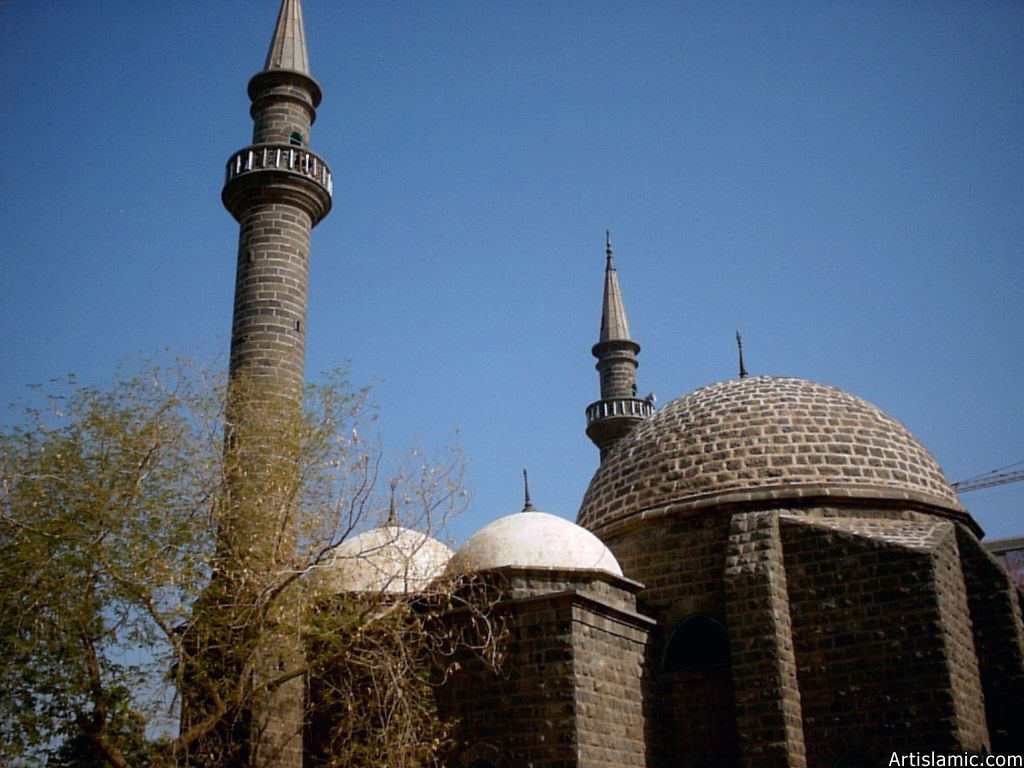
[
  {"left": 736, "top": 331, "right": 748, "bottom": 379},
  {"left": 386, "top": 478, "right": 398, "bottom": 526},
  {"left": 522, "top": 469, "right": 535, "bottom": 512},
  {"left": 606, "top": 230, "right": 613, "bottom": 264}
]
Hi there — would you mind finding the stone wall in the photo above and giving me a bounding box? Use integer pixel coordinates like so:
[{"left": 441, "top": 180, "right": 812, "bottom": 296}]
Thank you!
[
  {"left": 442, "top": 570, "right": 652, "bottom": 768},
  {"left": 956, "top": 527, "right": 1024, "bottom": 753},
  {"left": 781, "top": 514, "right": 988, "bottom": 763},
  {"left": 600, "top": 512, "right": 740, "bottom": 766},
  {"left": 231, "top": 201, "right": 312, "bottom": 394},
  {"left": 724, "top": 510, "right": 806, "bottom": 768},
  {"left": 572, "top": 603, "right": 651, "bottom": 767},
  {"left": 249, "top": 74, "right": 317, "bottom": 145}
]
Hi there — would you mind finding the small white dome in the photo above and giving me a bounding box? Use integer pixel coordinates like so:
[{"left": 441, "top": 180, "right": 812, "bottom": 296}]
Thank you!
[
  {"left": 452, "top": 511, "right": 622, "bottom": 576},
  {"left": 321, "top": 525, "right": 452, "bottom": 594}
]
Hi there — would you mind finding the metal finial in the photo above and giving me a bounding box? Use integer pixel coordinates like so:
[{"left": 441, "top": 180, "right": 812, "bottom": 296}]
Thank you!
[
  {"left": 386, "top": 478, "right": 398, "bottom": 525},
  {"left": 522, "top": 468, "right": 535, "bottom": 512},
  {"left": 605, "top": 230, "right": 613, "bottom": 262},
  {"left": 736, "top": 331, "right": 748, "bottom": 379}
]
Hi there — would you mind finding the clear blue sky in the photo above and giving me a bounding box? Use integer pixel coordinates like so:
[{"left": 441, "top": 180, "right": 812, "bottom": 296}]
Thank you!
[{"left": 2, "top": 1, "right": 1021, "bottom": 544}]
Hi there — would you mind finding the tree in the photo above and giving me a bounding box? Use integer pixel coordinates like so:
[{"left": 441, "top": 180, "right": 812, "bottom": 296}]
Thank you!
[{"left": 0, "top": 358, "right": 499, "bottom": 768}]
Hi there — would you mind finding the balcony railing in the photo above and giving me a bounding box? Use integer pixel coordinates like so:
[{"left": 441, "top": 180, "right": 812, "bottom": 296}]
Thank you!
[
  {"left": 585, "top": 397, "right": 655, "bottom": 425},
  {"left": 225, "top": 144, "right": 333, "bottom": 197}
]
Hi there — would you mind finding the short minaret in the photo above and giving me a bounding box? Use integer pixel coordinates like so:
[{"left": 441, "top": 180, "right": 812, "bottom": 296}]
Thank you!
[
  {"left": 585, "top": 232, "right": 653, "bottom": 461},
  {"left": 222, "top": 0, "right": 332, "bottom": 399}
]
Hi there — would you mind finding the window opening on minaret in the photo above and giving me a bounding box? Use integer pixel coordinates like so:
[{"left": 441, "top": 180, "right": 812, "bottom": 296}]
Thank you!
[
  {"left": 662, "top": 614, "right": 730, "bottom": 672},
  {"left": 290, "top": 131, "right": 304, "bottom": 146},
  {"left": 295, "top": 320, "right": 302, "bottom": 332}
]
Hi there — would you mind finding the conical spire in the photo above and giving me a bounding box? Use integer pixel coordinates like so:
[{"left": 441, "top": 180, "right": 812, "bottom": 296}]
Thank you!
[
  {"left": 599, "top": 230, "right": 634, "bottom": 343},
  {"left": 264, "top": 0, "right": 310, "bottom": 75},
  {"left": 521, "top": 469, "right": 535, "bottom": 512},
  {"left": 386, "top": 479, "right": 399, "bottom": 526}
]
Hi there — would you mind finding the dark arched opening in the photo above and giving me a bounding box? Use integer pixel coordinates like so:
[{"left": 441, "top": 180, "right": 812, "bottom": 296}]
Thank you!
[{"left": 662, "top": 614, "right": 730, "bottom": 673}]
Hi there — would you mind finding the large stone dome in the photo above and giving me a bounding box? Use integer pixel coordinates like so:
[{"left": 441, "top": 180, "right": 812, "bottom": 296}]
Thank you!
[
  {"left": 452, "top": 510, "right": 623, "bottom": 576},
  {"left": 320, "top": 525, "right": 452, "bottom": 594},
  {"left": 578, "top": 376, "right": 961, "bottom": 534}
]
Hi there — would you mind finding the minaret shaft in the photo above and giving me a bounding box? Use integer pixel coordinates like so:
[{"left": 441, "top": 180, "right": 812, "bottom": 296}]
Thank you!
[
  {"left": 184, "top": 3, "right": 329, "bottom": 767},
  {"left": 229, "top": 203, "right": 312, "bottom": 397}
]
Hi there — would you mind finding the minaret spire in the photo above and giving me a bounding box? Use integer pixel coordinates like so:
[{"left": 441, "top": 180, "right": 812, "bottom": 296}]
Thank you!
[
  {"left": 585, "top": 232, "right": 653, "bottom": 462},
  {"left": 599, "top": 230, "right": 633, "bottom": 343},
  {"left": 264, "top": 0, "right": 311, "bottom": 75}
]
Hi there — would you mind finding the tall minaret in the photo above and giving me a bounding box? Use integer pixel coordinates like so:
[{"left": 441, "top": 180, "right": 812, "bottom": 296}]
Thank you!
[
  {"left": 222, "top": 0, "right": 332, "bottom": 399},
  {"left": 585, "top": 232, "right": 653, "bottom": 461},
  {"left": 188, "top": 3, "right": 331, "bottom": 767}
]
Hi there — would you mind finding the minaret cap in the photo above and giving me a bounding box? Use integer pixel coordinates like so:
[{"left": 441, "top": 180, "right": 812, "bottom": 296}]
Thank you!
[
  {"left": 598, "top": 230, "right": 635, "bottom": 345},
  {"left": 264, "top": 0, "right": 311, "bottom": 75}
]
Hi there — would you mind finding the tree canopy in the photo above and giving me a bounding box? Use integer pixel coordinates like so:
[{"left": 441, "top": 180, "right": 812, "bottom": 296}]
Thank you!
[{"left": 0, "top": 359, "right": 497, "bottom": 767}]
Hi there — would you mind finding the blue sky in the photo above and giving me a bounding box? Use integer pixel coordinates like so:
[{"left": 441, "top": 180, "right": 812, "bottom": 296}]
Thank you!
[{"left": 1, "top": 0, "right": 1021, "bottom": 544}]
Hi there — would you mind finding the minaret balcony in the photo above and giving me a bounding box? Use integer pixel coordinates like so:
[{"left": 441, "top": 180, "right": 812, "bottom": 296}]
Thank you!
[
  {"left": 225, "top": 144, "right": 332, "bottom": 195},
  {"left": 222, "top": 144, "right": 333, "bottom": 224},
  {"left": 586, "top": 397, "right": 655, "bottom": 425}
]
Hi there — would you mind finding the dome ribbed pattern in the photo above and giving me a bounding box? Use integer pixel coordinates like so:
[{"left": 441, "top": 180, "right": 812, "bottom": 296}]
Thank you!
[{"left": 578, "top": 376, "right": 960, "bottom": 533}]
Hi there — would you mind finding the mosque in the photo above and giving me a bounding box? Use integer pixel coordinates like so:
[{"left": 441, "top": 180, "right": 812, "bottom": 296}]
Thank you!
[{"left": 215, "top": 2, "right": 1024, "bottom": 766}]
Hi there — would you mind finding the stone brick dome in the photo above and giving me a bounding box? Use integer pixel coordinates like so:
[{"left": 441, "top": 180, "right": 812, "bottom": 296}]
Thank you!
[
  {"left": 452, "top": 511, "right": 623, "bottom": 576},
  {"left": 319, "top": 525, "right": 452, "bottom": 594},
  {"left": 578, "top": 376, "right": 961, "bottom": 534}
]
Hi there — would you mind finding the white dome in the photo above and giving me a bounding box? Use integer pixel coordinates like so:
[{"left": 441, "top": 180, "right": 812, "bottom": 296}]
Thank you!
[
  {"left": 452, "top": 511, "right": 622, "bottom": 577},
  {"left": 320, "top": 525, "right": 452, "bottom": 594}
]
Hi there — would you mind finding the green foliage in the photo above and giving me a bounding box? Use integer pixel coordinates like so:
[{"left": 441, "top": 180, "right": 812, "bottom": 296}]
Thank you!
[
  {"left": 1, "top": 360, "right": 219, "bottom": 765},
  {"left": 0, "top": 358, "right": 486, "bottom": 768},
  {"left": 47, "top": 688, "right": 166, "bottom": 768}
]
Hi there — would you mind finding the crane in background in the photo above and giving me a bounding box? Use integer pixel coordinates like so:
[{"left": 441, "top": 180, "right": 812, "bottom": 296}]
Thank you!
[{"left": 953, "top": 461, "right": 1024, "bottom": 494}]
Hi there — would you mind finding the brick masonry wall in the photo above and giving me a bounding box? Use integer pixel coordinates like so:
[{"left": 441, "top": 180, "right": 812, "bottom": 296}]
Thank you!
[
  {"left": 230, "top": 201, "right": 312, "bottom": 395},
  {"left": 930, "top": 524, "right": 988, "bottom": 749},
  {"left": 572, "top": 604, "right": 650, "bottom": 768},
  {"left": 724, "top": 510, "right": 807, "bottom": 768},
  {"left": 598, "top": 351, "right": 638, "bottom": 400},
  {"left": 955, "top": 527, "right": 1024, "bottom": 754},
  {"left": 442, "top": 596, "right": 581, "bottom": 767},
  {"left": 442, "top": 572, "right": 652, "bottom": 768},
  {"left": 600, "top": 513, "right": 738, "bottom": 766},
  {"left": 780, "top": 514, "right": 988, "bottom": 763},
  {"left": 250, "top": 76, "right": 316, "bottom": 145}
]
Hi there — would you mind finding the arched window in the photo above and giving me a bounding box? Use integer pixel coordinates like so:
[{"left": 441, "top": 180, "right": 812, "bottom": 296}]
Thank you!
[
  {"left": 289, "top": 131, "right": 304, "bottom": 146},
  {"left": 834, "top": 749, "right": 876, "bottom": 768},
  {"left": 662, "top": 614, "right": 730, "bottom": 673}
]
